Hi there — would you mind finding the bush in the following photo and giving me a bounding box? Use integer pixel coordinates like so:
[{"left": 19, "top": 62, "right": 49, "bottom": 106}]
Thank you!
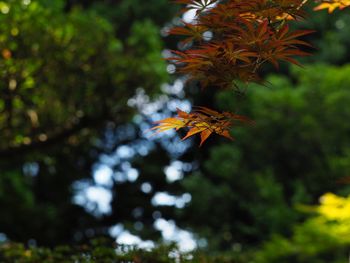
[
  {"left": 254, "top": 193, "right": 350, "bottom": 263},
  {"left": 0, "top": 238, "right": 253, "bottom": 263}
]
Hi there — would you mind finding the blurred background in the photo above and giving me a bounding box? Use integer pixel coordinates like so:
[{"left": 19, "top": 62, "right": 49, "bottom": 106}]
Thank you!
[{"left": 1, "top": 0, "right": 350, "bottom": 262}]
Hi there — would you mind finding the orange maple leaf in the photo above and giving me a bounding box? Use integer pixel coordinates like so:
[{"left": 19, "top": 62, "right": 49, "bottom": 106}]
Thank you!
[
  {"left": 152, "top": 107, "right": 253, "bottom": 146},
  {"left": 314, "top": 0, "right": 350, "bottom": 12}
]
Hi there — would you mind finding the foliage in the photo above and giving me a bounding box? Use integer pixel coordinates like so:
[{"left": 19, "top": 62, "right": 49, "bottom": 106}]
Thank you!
[
  {"left": 0, "top": 239, "right": 250, "bottom": 263},
  {"left": 175, "top": 63, "right": 350, "bottom": 250},
  {"left": 2, "top": 192, "right": 350, "bottom": 263},
  {"left": 152, "top": 107, "right": 253, "bottom": 146},
  {"left": 314, "top": 0, "right": 350, "bottom": 12},
  {"left": 153, "top": 0, "right": 350, "bottom": 145},
  {"left": 254, "top": 193, "right": 350, "bottom": 263},
  {"left": 1, "top": 0, "right": 350, "bottom": 256},
  {"left": 0, "top": 0, "right": 166, "bottom": 151},
  {"left": 0, "top": 0, "right": 169, "bottom": 245}
]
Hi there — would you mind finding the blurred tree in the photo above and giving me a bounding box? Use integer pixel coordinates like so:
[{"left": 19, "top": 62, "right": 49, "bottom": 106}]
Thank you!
[
  {"left": 173, "top": 64, "right": 350, "bottom": 250},
  {"left": 0, "top": 0, "right": 171, "bottom": 245},
  {"left": 299, "top": 3, "right": 350, "bottom": 65},
  {"left": 255, "top": 192, "right": 350, "bottom": 263}
]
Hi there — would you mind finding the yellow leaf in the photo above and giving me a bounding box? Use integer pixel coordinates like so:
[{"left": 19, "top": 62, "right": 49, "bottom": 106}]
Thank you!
[
  {"left": 151, "top": 118, "right": 186, "bottom": 133},
  {"left": 200, "top": 130, "right": 212, "bottom": 146},
  {"left": 182, "top": 126, "right": 207, "bottom": 140}
]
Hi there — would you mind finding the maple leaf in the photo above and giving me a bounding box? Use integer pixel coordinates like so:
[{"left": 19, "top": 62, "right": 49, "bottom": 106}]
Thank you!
[
  {"left": 153, "top": 0, "right": 348, "bottom": 146},
  {"left": 215, "top": 42, "right": 257, "bottom": 64},
  {"left": 169, "top": 23, "right": 207, "bottom": 43},
  {"left": 151, "top": 117, "right": 187, "bottom": 133},
  {"left": 232, "top": 19, "right": 271, "bottom": 46},
  {"left": 314, "top": 0, "right": 350, "bottom": 12},
  {"left": 259, "top": 25, "right": 313, "bottom": 67},
  {"left": 273, "top": 25, "right": 314, "bottom": 47},
  {"left": 165, "top": 0, "right": 317, "bottom": 89},
  {"left": 152, "top": 107, "right": 253, "bottom": 146},
  {"left": 174, "top": 0, "right": 218, "bottom": 14}
]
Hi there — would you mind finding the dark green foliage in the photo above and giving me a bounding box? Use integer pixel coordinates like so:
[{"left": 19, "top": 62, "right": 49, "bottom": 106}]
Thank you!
[
  {"left": 175, "top": 63, "right": 350, "bottom": 250},
  {"left": 0, "top": 0, "right": 167, "bottom": 150},
  {"left": 0, "top": 0, "right": 169, "bottom": 245},
  {"left": 0, "top": 239, "right": 250, "bottom": 263},
  {"left": 301, "top": 3, "right": 350, "bottom": 65}
]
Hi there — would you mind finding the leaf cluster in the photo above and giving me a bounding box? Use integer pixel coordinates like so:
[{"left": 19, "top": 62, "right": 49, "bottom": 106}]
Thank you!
[
  {"left": 153, "top": 0, "right": 350, "bottom": 145},
  {"left": 169, "top": 0, "right": 312, "bottom": 88},
  {"left": 152, "top": 107, "right": 253, "bottom": 145}
]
